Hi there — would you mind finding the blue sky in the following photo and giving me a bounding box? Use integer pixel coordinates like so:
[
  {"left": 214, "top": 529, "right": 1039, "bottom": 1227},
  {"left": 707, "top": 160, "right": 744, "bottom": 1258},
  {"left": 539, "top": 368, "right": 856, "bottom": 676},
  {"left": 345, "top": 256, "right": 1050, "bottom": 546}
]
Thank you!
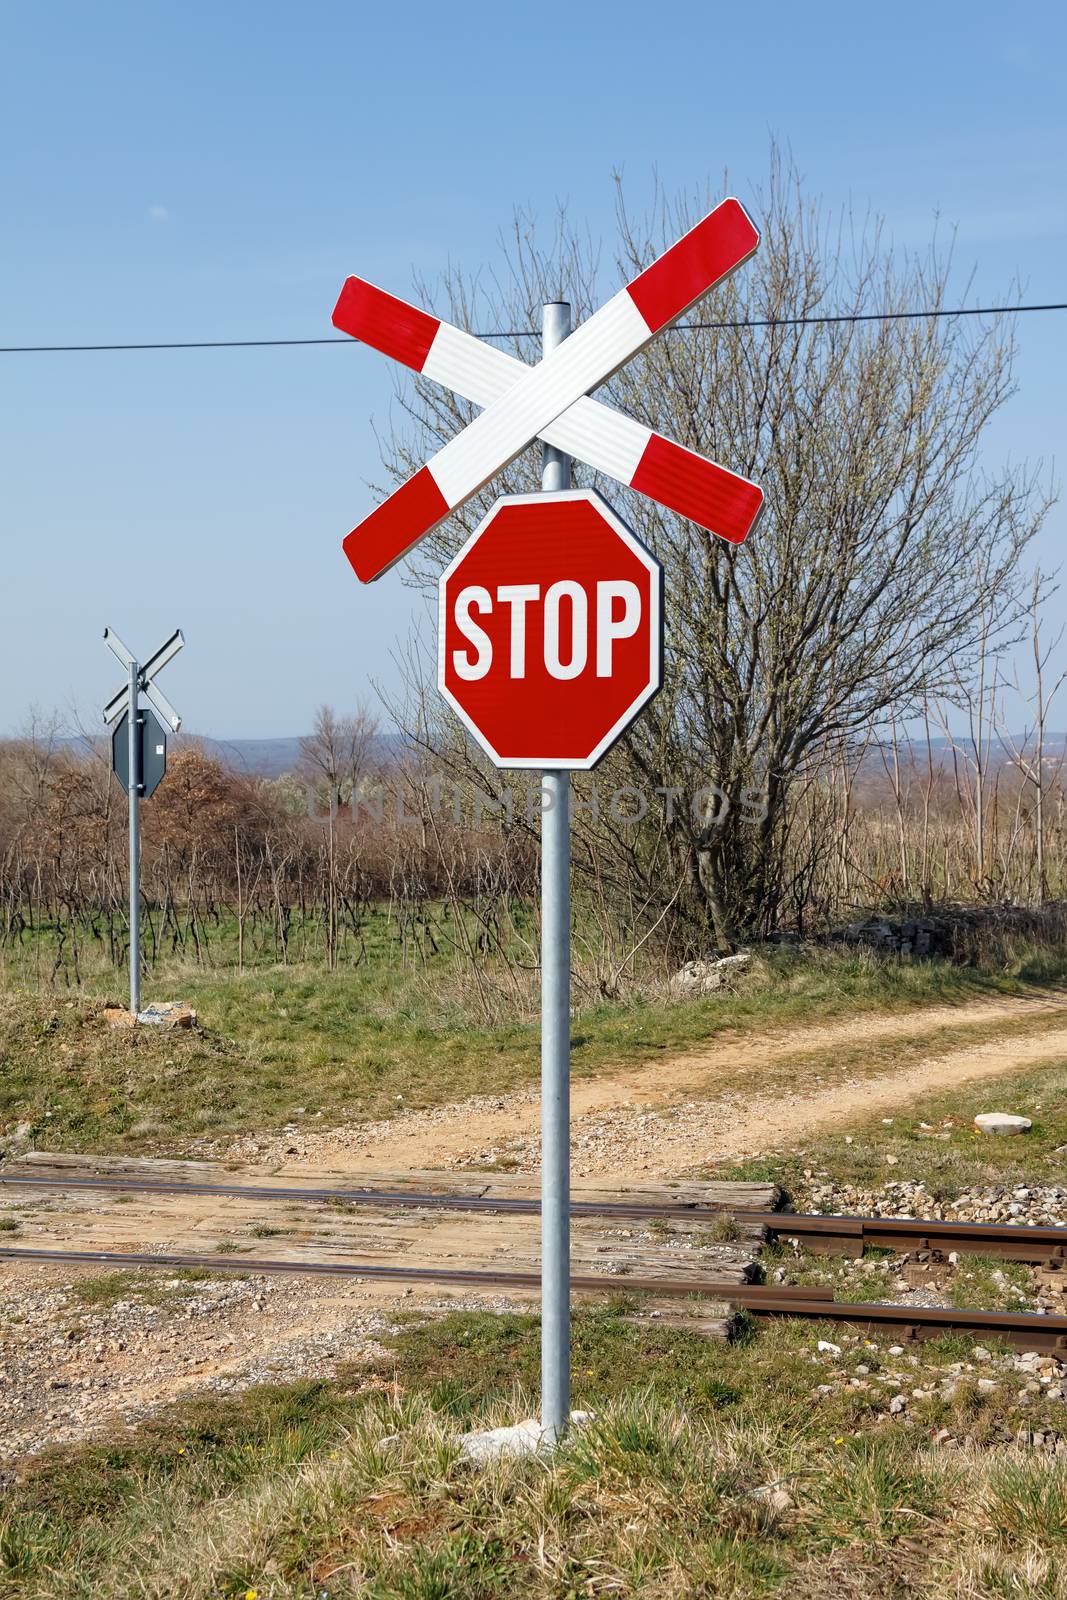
[{"left": 1, "top": 0, "right": 1064, "bottom": 738}]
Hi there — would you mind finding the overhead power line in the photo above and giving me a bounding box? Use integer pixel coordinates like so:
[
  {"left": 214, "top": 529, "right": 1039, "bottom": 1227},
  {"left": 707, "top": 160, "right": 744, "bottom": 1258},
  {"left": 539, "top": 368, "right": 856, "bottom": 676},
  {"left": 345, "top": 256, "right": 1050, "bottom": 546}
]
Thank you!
[{"left": 1, "top": 301, "right": 1064, "bottom": 354}]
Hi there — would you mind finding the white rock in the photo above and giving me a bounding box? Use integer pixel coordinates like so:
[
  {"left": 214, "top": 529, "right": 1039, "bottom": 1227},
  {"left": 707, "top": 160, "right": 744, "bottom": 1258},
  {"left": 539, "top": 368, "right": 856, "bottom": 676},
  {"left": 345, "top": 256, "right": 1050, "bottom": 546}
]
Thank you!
[
  {"left": 974, "top": 1113, "right": 1032, "bottom": 1136},
  {"left": 817, "top": 1340, "right": 842, "bottom": 1355},
  {"left": 887, "top": 1345, "right": 905, "bottom": 1357},
  {"left": 752, "top": 1485, "right": 794, "bottom": 1517},
  {"left": 135, "top": 1001, "right": 197, "bottom": 1028},
  {"left": 668, "top": 952, "right": 752, "bottom": 997}
]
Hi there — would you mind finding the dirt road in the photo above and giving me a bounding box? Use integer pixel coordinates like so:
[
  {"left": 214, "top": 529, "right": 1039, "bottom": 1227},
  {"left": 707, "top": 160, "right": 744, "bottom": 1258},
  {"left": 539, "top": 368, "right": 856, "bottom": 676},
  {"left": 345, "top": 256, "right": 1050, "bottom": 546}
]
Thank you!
[{"left": 221, "top": 989, "right": 1067, "bottom": 1180}]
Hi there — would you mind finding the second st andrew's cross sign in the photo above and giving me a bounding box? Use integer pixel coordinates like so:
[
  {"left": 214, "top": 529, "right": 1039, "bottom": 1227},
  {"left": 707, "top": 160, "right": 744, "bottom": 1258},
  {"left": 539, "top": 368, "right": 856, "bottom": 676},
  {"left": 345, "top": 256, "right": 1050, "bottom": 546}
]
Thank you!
[{"left": 331, "top": 195, "right": 764, "bottom": 1440}]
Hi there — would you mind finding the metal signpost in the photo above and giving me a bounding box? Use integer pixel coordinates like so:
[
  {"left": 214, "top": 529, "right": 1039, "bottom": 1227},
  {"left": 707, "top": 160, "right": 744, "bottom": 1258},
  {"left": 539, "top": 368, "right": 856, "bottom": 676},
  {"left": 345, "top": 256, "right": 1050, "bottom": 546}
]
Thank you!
[
  {"left": 332, "top": 196, "right": 764, "bottom": 1440},
  {"left": 102, "top": 627, "right": 184, "bottom": 1016},
  {"left": 539, "top": 300, "right": 574, "bottom": 1438}
]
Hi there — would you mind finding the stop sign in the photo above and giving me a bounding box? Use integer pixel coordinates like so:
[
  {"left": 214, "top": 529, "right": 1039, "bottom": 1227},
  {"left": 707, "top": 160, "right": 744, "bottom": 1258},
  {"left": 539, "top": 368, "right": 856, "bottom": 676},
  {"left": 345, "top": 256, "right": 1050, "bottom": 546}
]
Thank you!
[{"left": 438, "top": 490, "right": 662, "bottom": 769}]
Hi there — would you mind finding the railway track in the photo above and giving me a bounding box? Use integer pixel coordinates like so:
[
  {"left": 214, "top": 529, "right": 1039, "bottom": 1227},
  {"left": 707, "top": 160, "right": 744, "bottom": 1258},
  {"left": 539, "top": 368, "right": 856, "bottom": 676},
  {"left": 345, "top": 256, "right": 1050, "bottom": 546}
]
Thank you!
[
  {"left": 3, "top": 1169, "right": 1065, "bottom": 1266},
  {"left": 4, "top": 1165, "right": 1065, "bottom": 1352},
  {"left": 3, "top": 1243, "right": 1066, "bottom": 1354}
]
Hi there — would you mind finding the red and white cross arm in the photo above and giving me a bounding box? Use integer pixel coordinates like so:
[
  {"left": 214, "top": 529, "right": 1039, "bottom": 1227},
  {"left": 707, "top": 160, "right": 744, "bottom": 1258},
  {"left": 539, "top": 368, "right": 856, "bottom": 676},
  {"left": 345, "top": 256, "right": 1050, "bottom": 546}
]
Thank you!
[
  {"left": 334, "top": 280, "right": 763, "bottom": 565},
  {"left": 337, "top": 197, "right": 760, "bottom": 582}
]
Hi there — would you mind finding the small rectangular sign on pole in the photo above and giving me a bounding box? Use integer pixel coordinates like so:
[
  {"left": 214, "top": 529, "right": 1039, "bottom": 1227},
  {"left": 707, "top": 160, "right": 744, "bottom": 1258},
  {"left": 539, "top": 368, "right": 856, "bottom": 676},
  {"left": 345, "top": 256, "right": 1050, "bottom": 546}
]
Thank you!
[{"left": 111, "top": 707, "right": 168, "bottom": 800}]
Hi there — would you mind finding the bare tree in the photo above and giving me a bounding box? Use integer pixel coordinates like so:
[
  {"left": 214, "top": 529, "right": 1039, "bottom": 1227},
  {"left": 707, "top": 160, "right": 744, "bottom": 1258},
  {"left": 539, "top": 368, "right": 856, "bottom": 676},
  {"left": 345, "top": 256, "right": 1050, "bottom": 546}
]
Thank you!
[
  {"left": 378, "top": 150, "right": 1050, "bottom": 945},
  {"left": 1001, "top": 573, "right": 1067, "bottom": 903},
  {"left": 295, "top": 704, "right": 379, "bottom": 968},
  {"left": 297, "top": 704, "right": 379, "bottom": 813}
]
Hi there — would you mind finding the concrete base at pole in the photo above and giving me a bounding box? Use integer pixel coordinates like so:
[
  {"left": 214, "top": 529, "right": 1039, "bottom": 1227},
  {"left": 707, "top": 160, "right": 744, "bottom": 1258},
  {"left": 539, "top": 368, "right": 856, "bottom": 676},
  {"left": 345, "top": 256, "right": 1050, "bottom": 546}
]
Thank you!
[{"left": 456, "top": 1410, "right": 594, "bottom": 1463}]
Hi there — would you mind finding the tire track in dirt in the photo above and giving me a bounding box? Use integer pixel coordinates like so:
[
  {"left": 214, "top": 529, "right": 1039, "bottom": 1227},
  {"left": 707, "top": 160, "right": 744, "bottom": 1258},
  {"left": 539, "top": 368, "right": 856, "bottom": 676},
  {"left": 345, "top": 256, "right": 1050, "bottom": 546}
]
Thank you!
[{"left": 227, "top": 990, "right": 1067, "bottom": 1180}]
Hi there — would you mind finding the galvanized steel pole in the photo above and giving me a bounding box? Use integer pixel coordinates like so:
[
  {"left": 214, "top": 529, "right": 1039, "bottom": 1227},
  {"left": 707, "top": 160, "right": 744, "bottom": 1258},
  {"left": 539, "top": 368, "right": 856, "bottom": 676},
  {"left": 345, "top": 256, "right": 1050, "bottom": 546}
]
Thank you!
[
  {"left": 127, "top": 658, "right": 141, "bottom": 1017},
  {"left": 540, "top": 299, "right": 572, "bottom": 1442}
]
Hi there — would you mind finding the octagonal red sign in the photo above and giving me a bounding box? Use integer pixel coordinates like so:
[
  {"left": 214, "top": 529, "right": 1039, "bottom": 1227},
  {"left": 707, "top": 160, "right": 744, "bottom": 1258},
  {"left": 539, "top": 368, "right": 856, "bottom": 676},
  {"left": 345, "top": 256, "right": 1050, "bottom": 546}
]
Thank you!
[{"left": 438, "top": 490, "right": 662, "bottom": 770}]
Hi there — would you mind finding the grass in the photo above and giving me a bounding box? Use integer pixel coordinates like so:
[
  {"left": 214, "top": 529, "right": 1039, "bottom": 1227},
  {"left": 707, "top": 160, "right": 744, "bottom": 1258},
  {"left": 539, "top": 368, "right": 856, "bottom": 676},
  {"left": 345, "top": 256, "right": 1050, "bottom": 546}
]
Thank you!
[
  {"left": 70, "top": 1269, "right": 210, "bottom": 1309},
  {"left": 3, "top": 939, "right": 1067, "bottom": 1155},
  {"left": 947, "top": 1256, "right": 1035, "bottom": 1311},
  {"left": 726, "top": 1057, "right": 1067, "bottom": 1207},
  {"left": 775, "top": 1242, "right": 1041, "bottom": 1314},
  {"left": 2, "top": 1307, "right": 1066, "bottom": 1597}
]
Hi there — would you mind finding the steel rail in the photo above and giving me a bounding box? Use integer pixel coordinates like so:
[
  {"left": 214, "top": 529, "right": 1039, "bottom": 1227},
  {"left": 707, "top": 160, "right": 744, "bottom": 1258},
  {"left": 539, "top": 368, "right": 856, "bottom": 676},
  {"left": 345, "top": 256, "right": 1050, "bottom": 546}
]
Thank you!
[
  {"left": 763, "top": 1212, "right": 1067, "bottom": 1264},
  {"left": 736, "top": 1291, "right": 1067, "bottom": 1354},
  {"left": 3, "top": 1170, "right": 1065, "bottom": 1263},
  {"left": 1, "top": 1244, "right": 1064, "bottom": 1353},
  {"left": 0, "top": 1245, "right": 820, "bottom": 1302}
]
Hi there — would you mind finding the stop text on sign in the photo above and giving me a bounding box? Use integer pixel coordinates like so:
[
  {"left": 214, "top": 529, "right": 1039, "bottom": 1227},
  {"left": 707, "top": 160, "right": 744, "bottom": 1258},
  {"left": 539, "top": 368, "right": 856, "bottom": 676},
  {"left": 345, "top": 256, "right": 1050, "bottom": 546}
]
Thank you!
[
  {"left": 452, "top": 580, "right": 644, "bottom": 682},
  {"left": 438, "top": 491, "right": 662, "bottom": 771}
]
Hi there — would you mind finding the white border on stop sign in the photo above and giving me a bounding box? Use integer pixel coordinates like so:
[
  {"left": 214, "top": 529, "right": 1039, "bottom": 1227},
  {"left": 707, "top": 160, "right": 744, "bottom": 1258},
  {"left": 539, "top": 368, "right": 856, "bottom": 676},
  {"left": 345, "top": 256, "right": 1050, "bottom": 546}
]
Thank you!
[{"left": 437, "top": 488, "right": 664, "bottom": 771}]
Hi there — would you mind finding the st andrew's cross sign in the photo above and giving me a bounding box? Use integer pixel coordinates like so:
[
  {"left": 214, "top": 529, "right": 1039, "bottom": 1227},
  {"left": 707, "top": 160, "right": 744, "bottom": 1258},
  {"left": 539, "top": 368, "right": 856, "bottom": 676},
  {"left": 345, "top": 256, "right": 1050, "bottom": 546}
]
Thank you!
[
  {"left": 331, "top": 196, "right": 763, "bottom": 1444},
  {"left": 333, "top": 197, "right": 764, "bottom": 584}
]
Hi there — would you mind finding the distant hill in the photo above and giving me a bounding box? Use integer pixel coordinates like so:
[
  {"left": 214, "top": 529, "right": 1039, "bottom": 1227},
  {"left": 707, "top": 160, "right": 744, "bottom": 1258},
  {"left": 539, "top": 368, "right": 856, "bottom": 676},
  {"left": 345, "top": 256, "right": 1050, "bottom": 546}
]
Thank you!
[
  {"left": 185, "top": 731, "right": 1066, "bottom": 781},
  {"left": 181, "top": 735, "right": 307, "bottom": 777},
  {"left": 178, "top": 733, "right": 403, "bottom": 778},
  {"left": 28, "top": 731, "right": 399, "bottom": 777},
  {"left": 31, "top": 728, "right": 1067, "bottom": 781}
]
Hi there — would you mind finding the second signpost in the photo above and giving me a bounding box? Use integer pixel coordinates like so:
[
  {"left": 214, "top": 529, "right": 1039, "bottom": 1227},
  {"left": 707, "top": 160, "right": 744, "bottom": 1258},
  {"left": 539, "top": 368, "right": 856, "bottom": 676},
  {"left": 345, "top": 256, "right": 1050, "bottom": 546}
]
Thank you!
[{"left": 102, "top": 626, "right": 184, "bottom": 1017}]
